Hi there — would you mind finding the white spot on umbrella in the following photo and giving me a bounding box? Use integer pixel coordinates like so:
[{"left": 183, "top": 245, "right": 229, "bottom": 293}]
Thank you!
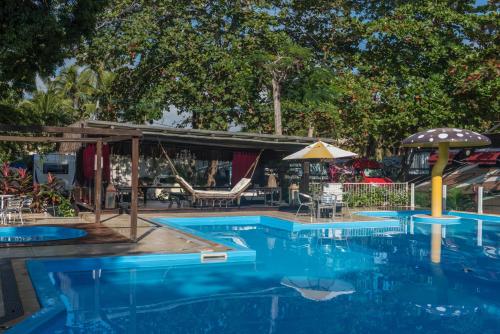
[{"left": 438, "top": 133, "right": 448, "bottom": 139}]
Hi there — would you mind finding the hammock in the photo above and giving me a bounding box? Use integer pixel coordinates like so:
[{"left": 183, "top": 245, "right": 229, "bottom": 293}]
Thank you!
[{"left": 158, "top": 144, "right": 262, "bottom": 205}]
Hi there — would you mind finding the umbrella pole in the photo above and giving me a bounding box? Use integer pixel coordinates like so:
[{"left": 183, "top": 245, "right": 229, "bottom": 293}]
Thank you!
[{"left": 431, "top": 142, "right": 449, "bottom": 217}]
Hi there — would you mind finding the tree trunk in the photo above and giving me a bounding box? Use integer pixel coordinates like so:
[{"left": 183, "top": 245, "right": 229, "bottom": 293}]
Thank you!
[
  {"left": 365, "top": 135, "right": 377, "bottom": 158},
  {"left": 206, "top": 160, "right": 218, "bottom": 187},
  {"left": 271, "top": 76, "right": 282, "bottom": 135},
  {"left": 307, "top": 126, "right": 314, "bottom": 137}
]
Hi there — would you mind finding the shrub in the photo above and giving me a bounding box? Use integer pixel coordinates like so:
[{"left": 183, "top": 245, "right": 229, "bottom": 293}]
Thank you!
[
  {"left": 345, "top": 185, "right": 408, "bottom": 208},
  {"left": 56, "top": 197, "right": 76, "bottom": 217}
]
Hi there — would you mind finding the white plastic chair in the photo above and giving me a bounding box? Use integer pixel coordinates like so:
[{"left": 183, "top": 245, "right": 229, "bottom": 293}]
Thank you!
[
  {"left": 296, "top": 193, "right": 314, "bottom": 217},
  {"left": 323, "top": 183, "right": 349, "bottom": 216},
  {"left": 4, "top": 197, "right": 24, "bottom": 224},
  {"left": 21, "top": 197, "right": 33, "bottom": 214},
  {"left": 317, "top": 193, "right": 337, "bottom": 218}
]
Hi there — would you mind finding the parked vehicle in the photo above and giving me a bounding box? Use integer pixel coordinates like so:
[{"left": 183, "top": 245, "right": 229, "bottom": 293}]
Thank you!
[{"left": 328, "top": 158, "right": 393, "bottom": 183}]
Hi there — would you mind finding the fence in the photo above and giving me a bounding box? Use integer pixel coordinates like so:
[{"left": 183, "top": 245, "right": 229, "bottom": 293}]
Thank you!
[{"left": 310, "top": 182, "right": 410, "bottom": 209}]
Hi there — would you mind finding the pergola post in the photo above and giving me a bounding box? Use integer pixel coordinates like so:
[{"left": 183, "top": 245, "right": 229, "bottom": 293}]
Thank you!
[
  {"left": 130, "top": 136, "right": 139, "bottom": 241},
  {"left": 95, "top": 140, "right": 103, "bottom": 224}
]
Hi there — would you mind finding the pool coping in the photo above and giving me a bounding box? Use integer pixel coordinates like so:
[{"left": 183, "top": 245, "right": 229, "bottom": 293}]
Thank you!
[{"left": 0, "top": 222, "right": 129, "bottom": 248}]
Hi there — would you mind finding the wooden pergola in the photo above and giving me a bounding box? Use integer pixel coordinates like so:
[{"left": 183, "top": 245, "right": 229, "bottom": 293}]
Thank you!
[{"left": 0, "top": 124, "right": 143, "bottom": 241}]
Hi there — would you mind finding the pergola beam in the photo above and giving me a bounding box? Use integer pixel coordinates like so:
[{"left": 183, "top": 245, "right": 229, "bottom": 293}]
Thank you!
[
  {"left": 103, "top": 135, "right": 133, "bottom": 143},
  {"left": 0, "top": 124, "right": 141, "bottom": 137},
  {"left": 0, "top": 135, "right": 109, "bottom": 143}
]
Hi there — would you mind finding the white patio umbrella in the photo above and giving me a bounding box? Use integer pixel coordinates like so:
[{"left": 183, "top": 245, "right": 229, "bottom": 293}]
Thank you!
[
  {"left": 283, "top": 140, "right": 357, "bottom": 192},
  {"left": 283, "top": 140, "right": 357, "bottom": 161}
]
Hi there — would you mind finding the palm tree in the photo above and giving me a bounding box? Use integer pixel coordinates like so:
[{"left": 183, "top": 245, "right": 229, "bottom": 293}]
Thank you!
[
  {"left": 19, "top": 83, "right": 73, "bottom": 125},
  {"left": 88, "top": 66, "right": 117, "bottom": 121},
  {"left": 54, "top": 65, "right": 97, "bottom": 120}
]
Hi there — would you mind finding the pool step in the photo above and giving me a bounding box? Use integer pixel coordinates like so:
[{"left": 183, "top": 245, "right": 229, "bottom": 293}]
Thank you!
[{"left": 200, "top": 252, "right": 228, "bottom": 263}]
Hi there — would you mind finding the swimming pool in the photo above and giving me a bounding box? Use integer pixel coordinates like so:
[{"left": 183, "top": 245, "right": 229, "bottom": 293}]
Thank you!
[
  {"left": 0, "top": 226, "right": 87, "bottom": 243},
  {"left": 11, "top": 212, "right": 500, "bottom": 333}
]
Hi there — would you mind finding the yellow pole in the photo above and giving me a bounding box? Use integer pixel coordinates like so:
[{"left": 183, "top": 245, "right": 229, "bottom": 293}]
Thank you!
[
  {"left": 431, "top": 224, "right": 442, "bottom": 263},
  {"left": 431, "top": 142, "right": 449, "bottom": 217}
]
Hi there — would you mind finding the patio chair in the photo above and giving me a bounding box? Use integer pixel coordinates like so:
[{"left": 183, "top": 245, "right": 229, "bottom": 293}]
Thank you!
[
  {"left": 296, "top": 193, "right": 314, "bottom": 217},
  {"left": 21, "top": 197, "right": 33, "bottom": 214},
  {"left": 323, "top": 183, "right": 349, "bottom": 216},
  {"left": 317, "top": 193, "right": 337, "bottom": 218},
  {"left": 3, "top": 197, "right": 24, "bottom": 224}
]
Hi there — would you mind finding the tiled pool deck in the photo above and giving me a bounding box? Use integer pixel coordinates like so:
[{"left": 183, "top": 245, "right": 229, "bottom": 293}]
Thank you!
[{"left": 0, "top": 210, "right": 391, "bottom": 330}]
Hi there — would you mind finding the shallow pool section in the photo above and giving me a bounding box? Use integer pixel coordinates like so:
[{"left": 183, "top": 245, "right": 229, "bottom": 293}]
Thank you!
[
  {"left": 0, "top": 226, "right": 87, "bottom": 243},
  {"left": 12, "top": 213, "right": 500, "bottom": 334}
]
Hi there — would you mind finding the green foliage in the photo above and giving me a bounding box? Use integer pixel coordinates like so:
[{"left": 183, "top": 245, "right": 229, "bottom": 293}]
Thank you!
[
  {"left": 414, "top": 190, "right": 431, "bottom": 209},
  {"left": 56, "top": 197, "right": 77, "bottom": 217},
  {"left": 0, "top": 163, "right": 72, "bottom": 215},
  {"left": 0, "top": 0, "right": 106, "bottom": 88},
  {"left": 446, "top": 187, "right": 475, "bottom": 212},
  {"left": 1, "top": 0, "right": 498, "bottom": 159}
]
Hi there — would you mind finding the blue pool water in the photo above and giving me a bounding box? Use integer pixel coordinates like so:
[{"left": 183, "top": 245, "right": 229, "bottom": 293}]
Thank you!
[
  {"left": 0, "top": 226, "right": 86, "bottom": 243},
  {"left": 14, "top": 213, "right": 500, "bottom": 333}
]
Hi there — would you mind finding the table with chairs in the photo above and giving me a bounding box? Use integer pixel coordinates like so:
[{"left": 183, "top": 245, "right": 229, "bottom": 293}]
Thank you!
[{"left": 295, "top": 183, "right": 349, "bottom": 220}]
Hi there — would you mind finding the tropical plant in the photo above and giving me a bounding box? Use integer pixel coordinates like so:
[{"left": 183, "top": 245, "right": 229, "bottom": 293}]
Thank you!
[
  {"left": 0, "top": 164, "right": 33, "bottom": 195},
  {"left": 18, "top": 84, "right": 74, "bottom": 126},
  {"left": 446, "top": 187, "right": 475, "bottom": 212},
  {"left": 56, "top": 197, "right": 76, "bottom": 217},
  {"left": 31, "top": 173, "right": 66, "bottom": 214},
  {"left": 54, "top": 65, "right": 97, "bottom": 119}
]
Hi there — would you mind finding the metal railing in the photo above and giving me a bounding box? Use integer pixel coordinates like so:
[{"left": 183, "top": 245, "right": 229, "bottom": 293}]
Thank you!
[{"left": 310, "top": 182, "right": 410, "bottom": 209}]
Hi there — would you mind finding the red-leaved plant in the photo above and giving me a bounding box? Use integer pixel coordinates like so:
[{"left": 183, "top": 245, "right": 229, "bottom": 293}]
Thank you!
[{"left": 0, "top": 164, "right": 66, "bottom": 213}]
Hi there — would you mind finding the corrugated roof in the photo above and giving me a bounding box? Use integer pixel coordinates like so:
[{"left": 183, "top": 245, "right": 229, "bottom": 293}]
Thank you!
[{"left": 81, "top": 120, "right": 338, "bottom": 152}]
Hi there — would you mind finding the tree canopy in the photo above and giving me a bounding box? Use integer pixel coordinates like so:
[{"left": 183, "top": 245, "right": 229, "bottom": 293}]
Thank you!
[{"left": 1, "top": 0, "right": 498, "bottom": 159}]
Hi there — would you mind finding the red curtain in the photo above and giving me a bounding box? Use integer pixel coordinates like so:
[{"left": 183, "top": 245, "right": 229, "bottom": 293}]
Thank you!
[
  {"left": 82, "top": 144, "right": 111, "bottom": 181},
  {"left": 231, "top": 151, "right": 258, "bottom": 185}
]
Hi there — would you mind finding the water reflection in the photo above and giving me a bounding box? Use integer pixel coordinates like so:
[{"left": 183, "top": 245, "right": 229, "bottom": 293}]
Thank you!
[
  {"left": 281, "top": 277, "right": 355, "bottom": 301},
  {"left": 431, "top": 224, "right": 442, "bottom": 263}
]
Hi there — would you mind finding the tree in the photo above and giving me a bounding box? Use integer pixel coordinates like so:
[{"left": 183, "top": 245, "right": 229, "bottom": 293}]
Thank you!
[
  {"left": 252, "top": 32, "right": 311, "bottom": 135},
  {"left": 70, "top": 0, "right": 498, "bottom": 156},
  {"left": 79, "top": 0, "right": 269, "bottom": 128},
  {"left": 0, "top": 0, "right": 106, "bottom": 89},
  {"left": 54, "top": 65, "right": 97, "bottom": 119},
  {"left": 18, "top": 84, "right": 73, "bottom": 126}
]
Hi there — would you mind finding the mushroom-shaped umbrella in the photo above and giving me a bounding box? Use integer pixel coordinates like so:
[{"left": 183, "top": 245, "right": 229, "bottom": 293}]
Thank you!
[{"left": 402, "top": 128, "right": 490, "bottom": 218}]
